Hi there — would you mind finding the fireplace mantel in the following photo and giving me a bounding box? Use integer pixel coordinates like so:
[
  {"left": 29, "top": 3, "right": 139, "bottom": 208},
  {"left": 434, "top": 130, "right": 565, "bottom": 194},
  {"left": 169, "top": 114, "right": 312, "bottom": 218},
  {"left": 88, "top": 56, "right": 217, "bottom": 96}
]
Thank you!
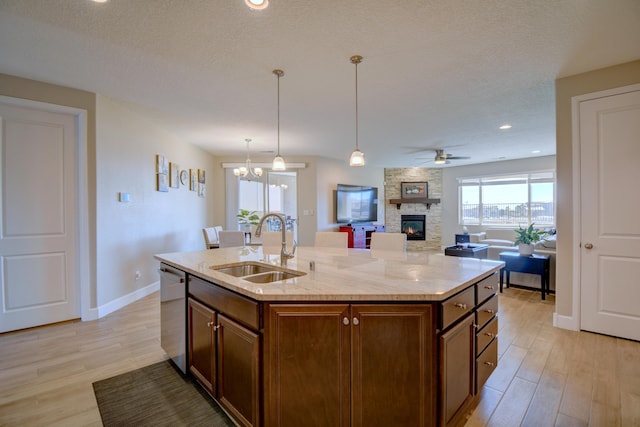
[{"left": 389, "top": 198, "right": 441, "bottom": 210}]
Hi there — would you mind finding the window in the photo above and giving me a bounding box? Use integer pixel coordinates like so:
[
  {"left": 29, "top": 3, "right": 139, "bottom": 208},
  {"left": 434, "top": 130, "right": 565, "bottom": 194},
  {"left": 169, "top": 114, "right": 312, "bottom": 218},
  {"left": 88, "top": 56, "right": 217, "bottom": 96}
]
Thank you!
[
  {"left": 458, "top": 171, "right": 555, "bottom": 226},
  {"left": 228, "top": 170, "right": 298, "bottom": 235}
]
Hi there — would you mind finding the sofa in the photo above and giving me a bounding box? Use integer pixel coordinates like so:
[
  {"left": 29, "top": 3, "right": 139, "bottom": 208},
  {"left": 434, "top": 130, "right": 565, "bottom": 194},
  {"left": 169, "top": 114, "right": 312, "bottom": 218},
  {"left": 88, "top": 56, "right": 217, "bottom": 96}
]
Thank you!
[{"left": 466, "top": 228, "right": 557, "bottom": 291}]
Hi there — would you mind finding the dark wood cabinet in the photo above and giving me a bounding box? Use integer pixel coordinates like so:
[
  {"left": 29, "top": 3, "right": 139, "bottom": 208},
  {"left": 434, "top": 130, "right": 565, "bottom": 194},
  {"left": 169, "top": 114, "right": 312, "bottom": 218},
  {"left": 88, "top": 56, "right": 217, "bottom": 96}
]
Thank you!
[
  {"left": 188, "top": 297, "right": 216, "bottom": 395},
  {"left": 339, "top": 224, "right": 385, "bottom": 248},
  {"left": 264, "top": 303, "right": 436, "bottom": 427},
  {"left": 439, "top": 313, "right": 475, "bottom": 427},
  {"left": 188, "top": 276, "right": 261, "bottom": 427},
  {"left": 217, "top": 314, "right": 260, "bottom": 427}
]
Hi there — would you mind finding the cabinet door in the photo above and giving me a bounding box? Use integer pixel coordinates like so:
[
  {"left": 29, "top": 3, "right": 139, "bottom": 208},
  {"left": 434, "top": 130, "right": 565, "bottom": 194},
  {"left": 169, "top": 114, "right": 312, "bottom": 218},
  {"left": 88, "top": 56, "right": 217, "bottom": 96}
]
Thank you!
[
  {"left": 264, "top": 304, "right": 351, "bottom": 427},
  {"left": 188, "top": 298, "right": 216, "bottom": 395},
  {"left": 439, "top": 313, "right": 475, "bottom": 427},
  {"left": 351, "top": 305, "right": 436, "bottom": 427},
  {"left": 217, "top": 314, "right": 260, "bottom": 427}
]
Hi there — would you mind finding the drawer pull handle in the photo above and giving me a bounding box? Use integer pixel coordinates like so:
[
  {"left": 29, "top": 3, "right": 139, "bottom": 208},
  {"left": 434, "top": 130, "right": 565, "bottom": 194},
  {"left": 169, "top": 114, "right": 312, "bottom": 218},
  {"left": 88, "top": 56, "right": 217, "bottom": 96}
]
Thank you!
[
  {"left": 454, "top": 303, "right": 467, "bottom": 310},
  {"left": 484, "top": 361, "right": 495, "bottom": 367},
  {"left": 484, "top": 285, "right": 495, "bottom": 290},
  {"left": 485, "top": 309, "right": 495, "bottom": 314},
  {"left": 343, "top": 317, "right": 350, "bottom": 326},
  {"left": 484, "top": 332, "right": 495, "bottom": 338},
  {"left": 352, "top": 317, "right": 360, "bottom": 326}
]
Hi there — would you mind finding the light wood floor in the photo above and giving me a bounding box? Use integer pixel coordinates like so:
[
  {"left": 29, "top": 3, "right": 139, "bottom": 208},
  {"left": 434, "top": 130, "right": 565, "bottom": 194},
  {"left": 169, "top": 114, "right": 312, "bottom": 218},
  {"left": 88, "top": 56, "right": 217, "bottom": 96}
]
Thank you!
[{"left": 1, "top": 289, "right": 639, "bottom": 426}]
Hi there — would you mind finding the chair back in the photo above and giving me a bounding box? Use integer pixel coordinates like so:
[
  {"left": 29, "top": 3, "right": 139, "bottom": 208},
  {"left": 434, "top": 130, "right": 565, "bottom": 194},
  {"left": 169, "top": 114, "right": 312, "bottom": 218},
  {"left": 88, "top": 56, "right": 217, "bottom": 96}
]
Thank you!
[
  {"left": 218, "top": 231, "right": 246, "bottom": 248},
  {"left": 369, "top": 232, "right": 407, "bottom": 252},
  {"left": 202, "top": 227, "right": 219, "bottom": 249},
  {"left": 314, "top": 231, "right": 348, "bottom": 248},
  {"left": 261, "top": 231, "right": 294, "bottom": 248}
]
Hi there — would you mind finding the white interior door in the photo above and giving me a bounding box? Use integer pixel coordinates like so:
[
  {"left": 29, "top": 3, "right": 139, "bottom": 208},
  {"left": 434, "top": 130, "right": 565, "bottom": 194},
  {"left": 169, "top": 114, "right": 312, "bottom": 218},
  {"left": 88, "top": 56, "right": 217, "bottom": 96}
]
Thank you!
[
  {"left": 0, "top": 101, "right": 79, "bottom": 332},
  {"left": 579, "top": 87, "right": 640, "bottom": 341}
]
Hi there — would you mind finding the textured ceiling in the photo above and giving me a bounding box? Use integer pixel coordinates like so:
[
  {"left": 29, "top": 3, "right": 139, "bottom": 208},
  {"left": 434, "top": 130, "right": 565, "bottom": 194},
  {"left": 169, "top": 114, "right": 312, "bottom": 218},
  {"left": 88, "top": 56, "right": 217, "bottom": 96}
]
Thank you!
[{"left": 1, "top": 0, "right": 639, "bottom": 167}]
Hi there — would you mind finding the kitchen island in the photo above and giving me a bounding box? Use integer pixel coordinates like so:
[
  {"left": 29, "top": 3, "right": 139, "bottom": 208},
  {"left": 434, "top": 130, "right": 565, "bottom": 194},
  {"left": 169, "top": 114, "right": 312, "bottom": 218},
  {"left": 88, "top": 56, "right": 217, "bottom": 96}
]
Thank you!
[{"left": 156, "top": 246, "right": 504, "bottom": 427}]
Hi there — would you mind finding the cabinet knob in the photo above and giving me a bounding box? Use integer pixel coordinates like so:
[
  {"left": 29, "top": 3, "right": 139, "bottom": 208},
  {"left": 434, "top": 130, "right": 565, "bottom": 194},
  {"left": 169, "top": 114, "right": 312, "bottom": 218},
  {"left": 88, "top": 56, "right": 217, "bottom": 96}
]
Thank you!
[
  {"left": 484, "top": 361, "right": 495, "bottom": 367},
  {"left": 206, "top": 321, "right": 213, "bottom": 328},
  {"left": 584, "top": 243, "right": 594, "bottom": 249},
  {"left": 485, "top": 309, "right": 495, "bottom": 314},
  {"left": 343, "top": 317, "right": 350, "bottom": 326},
  {"left": 352, "top": 317, "right": 360, "bottom": 326},
  {"left": 484, "top": 332, "right": 495, "bottom": 338},
  {"left": 454, "top": 303, "right": 467, "bottom": 310}
]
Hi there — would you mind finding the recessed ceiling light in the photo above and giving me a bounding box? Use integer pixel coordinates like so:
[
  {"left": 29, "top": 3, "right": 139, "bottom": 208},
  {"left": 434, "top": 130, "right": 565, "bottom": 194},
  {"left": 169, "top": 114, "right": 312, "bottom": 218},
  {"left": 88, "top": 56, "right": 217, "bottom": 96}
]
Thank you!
[
  {"left": 91, "top": 0, "right": 108, "bottom": 3},
  {"left": 531, "top": 150, "right": 541, "bottom": 154},
  {"left": 245, "top": 0, "right": 268, "bottom": 10},
  {"left": 499, "top": 124, "right": 512, "bottom": 130}
]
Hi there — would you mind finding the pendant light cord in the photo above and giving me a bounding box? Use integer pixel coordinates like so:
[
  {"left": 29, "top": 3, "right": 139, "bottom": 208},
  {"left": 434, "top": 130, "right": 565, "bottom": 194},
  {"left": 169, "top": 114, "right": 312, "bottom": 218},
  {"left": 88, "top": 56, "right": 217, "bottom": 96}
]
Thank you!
[
  {"left": 277, "top": 72, "right": 281, "bottom": 156},
  {"left": 355, "top": 59, "right": 359, "bottom": 151}
]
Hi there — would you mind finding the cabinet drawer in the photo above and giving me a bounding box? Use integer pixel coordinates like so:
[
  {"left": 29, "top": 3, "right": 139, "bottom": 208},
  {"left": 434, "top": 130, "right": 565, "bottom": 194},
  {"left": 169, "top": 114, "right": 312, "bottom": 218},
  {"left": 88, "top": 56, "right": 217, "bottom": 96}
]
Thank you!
[
  {"left": 476, "top": 294, "right": 498, "bottom": 330},
  {"left": 189, "top": 276, "right": 260, "bottom": 330},
  {"left": 476, "top": 316, "right": 498, "bottom": 357},
  {"left": 441, "top": 286, "right": 475, "bottom": 330},
  {"left": 476, "top": 338, "right": 498, "bottom": 392},
  {"left": 476, "top": 272, "right": 499, "bottom": 304}
]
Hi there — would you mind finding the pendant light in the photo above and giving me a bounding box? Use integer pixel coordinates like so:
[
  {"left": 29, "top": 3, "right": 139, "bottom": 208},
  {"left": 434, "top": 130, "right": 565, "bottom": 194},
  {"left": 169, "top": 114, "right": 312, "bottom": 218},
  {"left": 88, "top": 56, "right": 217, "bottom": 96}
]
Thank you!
[
  {"left": 233, "top": 138, "right": 263, "bottom": 178},
  {"left": 349, "top": 55, "right": 365, "bottom": 167},
  {"left": 272, "top": 69, "right": 287, "bottom": 171}
]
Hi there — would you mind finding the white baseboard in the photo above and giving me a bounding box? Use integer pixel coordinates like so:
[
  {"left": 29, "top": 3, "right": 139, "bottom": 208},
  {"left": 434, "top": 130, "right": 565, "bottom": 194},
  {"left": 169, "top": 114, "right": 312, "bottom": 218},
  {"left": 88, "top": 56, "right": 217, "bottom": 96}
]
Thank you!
[
  {"left": 553, "top": 312, "right": 579, "bottom": 331},
  {"left": 83, "top": 281, "right": 160, "bottom": 321}
]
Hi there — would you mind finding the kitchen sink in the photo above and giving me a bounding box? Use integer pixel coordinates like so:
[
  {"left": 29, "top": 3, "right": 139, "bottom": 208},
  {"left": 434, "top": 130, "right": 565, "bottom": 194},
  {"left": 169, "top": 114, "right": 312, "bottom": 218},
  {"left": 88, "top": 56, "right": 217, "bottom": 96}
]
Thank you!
[
  {"left": 212, "top": 261, "right": 305, "bottom": 283},
  {"left": 212, "top": 262, "right": 275, "bottom": 277},
  {"left": 242, "top": 270, "right": 304, "bottom": 283}
]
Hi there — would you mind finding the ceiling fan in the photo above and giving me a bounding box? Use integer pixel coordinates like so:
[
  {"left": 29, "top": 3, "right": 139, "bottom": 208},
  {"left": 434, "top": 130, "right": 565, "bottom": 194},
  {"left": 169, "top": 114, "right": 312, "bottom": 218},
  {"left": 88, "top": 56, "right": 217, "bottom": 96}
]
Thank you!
[{"left": 433, "top": 149, "right": 470, "bottom": 164}]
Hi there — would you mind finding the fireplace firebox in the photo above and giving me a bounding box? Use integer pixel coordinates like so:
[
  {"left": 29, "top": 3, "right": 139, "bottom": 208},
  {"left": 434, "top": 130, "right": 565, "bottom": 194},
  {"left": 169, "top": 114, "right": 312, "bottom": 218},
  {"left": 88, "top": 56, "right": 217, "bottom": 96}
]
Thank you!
[{"left": 401, "top": 215, "right": 426, "bottom": 241}]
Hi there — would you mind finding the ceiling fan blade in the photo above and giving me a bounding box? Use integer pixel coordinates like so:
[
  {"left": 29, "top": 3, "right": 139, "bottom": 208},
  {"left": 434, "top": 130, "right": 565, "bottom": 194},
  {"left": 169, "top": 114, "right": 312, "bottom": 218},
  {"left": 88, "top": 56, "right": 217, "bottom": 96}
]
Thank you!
[{"left": 446, "top": 155, "right": 471, "bottom": 160}]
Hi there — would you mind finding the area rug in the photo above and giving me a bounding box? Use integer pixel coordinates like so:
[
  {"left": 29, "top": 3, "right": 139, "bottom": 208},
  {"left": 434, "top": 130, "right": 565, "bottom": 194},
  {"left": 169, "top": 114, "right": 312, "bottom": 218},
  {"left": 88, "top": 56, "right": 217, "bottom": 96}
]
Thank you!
[{"left": 93, "top": 360, "right": 235, "bottom": 426}]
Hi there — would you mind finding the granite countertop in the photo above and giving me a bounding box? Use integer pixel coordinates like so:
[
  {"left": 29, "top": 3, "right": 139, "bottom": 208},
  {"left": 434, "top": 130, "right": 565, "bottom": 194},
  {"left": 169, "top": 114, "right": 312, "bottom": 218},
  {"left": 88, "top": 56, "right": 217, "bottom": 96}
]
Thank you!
[{"left": 155, "top": 246, "right": 504, "bottom": 302}]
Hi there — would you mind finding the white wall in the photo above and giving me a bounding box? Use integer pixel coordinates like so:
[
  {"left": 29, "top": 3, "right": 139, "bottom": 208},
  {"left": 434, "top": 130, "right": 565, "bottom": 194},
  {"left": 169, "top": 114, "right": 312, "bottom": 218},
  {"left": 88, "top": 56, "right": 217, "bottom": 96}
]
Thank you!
[
  {"left": 95, "top": 96, "right": 217, "bottom": 306},
  {"left": 441, "top": 156, "right": 556, "bottom": 247}
]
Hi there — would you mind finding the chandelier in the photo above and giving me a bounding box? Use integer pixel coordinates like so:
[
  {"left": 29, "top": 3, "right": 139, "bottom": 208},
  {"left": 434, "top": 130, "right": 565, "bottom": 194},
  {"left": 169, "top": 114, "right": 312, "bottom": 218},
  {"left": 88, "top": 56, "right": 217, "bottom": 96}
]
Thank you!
[{"left": 233, "top": 138, "right": 263, "bottom": 178}]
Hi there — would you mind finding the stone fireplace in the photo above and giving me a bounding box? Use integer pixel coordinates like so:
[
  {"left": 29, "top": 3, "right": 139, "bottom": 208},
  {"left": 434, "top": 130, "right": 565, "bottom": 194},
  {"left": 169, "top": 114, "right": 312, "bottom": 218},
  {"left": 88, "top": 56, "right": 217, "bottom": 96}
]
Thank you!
[{"left": 401, "top": 215, "right": 426, "bottom": 241}]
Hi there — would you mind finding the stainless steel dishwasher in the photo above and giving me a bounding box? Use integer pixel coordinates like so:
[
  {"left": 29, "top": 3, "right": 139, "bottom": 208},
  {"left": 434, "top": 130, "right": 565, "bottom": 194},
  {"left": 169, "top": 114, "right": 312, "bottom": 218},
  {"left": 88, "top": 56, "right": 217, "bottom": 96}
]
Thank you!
[{"left": 160, "top": 263, "right": 187, "bottom": 374}]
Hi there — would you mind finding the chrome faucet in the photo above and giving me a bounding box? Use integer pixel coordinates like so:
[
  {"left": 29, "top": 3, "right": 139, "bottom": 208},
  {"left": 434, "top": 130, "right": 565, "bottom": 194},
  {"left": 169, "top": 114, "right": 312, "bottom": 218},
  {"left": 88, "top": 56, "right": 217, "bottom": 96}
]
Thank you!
[{"left": 255, "top": 212, "right": 296, "bottom": 266}]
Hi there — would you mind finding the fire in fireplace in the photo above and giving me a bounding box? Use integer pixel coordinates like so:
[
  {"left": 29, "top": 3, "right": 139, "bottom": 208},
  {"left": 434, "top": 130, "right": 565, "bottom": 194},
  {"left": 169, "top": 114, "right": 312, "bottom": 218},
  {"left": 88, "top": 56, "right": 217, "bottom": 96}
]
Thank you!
[{"left": 401, "top": 215, "right": 426, "bottom": 241}]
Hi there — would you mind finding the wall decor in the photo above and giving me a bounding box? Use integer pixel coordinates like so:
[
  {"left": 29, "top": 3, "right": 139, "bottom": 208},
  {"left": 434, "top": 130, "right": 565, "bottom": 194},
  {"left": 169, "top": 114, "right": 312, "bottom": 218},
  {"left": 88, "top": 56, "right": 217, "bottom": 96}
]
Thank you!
[
  {"left": 401, "top": 182, "right": 428, "bottom": 199},
  {"left": 190, "top": 169, "right": 197, "bottom": 191},
  {"left": 156, "top": 154, "right": 168, "bottom": 174},
  {"left": 180, "top": 169, "right": 189, "bottom": 186},
  {"left": 169, "top": 162, "right": 179, "bottom": 188},
  {"left": 157, "top": 173, "right": 169, "bottom": 192},
  {"left": 198, "top": 169, "right": 206, "bottom": 197}
]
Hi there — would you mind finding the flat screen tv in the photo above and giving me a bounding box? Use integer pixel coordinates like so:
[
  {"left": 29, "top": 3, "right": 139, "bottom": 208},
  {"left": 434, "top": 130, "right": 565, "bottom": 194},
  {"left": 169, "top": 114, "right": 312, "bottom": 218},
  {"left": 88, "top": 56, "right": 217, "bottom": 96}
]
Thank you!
[{"left": 336, "top": 184, "right": 378, "bottom": 224}]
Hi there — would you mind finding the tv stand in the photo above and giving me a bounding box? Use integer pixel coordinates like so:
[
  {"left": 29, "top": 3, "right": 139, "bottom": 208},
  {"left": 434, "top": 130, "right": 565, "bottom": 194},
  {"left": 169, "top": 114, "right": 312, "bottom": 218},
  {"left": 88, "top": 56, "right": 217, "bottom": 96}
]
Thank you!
[{"left": 339, "top": 224, "right": 385, "bottom": 249}]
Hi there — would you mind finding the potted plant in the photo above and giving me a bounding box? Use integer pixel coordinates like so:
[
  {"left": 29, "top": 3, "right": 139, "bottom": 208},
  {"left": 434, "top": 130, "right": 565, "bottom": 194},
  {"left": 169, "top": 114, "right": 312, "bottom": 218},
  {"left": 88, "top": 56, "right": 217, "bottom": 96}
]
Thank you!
[
  {"left": 513, "top": 223, "right": 546, "bottom": 256},
  {"left": 236, "top": 209, "right": 260, "bottom": 232}
]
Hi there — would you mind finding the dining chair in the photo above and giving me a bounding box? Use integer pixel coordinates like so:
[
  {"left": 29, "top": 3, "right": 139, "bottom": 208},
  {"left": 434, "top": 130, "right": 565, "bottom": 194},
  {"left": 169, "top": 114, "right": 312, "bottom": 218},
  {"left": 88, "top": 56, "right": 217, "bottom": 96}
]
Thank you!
[
  {"left": 218, "top": 231, "right": 246, "bottom": 248},
  {"left": 202, "top": 226, "right": 223, "bottom": 249},
  {"left": 314, "top": 231, "right": 348, "bottom": 248},
  {"left": 369, "top": 232, "right": 407, "bottom": 252}
]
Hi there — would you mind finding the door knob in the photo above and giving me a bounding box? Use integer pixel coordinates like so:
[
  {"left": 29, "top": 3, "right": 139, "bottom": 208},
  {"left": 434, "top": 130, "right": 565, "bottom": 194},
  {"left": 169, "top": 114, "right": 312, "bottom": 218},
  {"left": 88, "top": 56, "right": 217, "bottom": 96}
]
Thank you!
[{"left": 584, "top": 243, "right": 594, "bottom": 249}]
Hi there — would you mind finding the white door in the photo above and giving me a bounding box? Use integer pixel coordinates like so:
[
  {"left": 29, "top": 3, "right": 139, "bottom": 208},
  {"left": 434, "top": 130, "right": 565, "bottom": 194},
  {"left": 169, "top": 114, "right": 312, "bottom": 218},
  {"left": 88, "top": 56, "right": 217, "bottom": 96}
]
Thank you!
[
  {"left": 0, "top": 101, "right": 79, "bottom": 332},
  {"left": 579, "top": 86, "right": 640, "bottom": 341}
]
